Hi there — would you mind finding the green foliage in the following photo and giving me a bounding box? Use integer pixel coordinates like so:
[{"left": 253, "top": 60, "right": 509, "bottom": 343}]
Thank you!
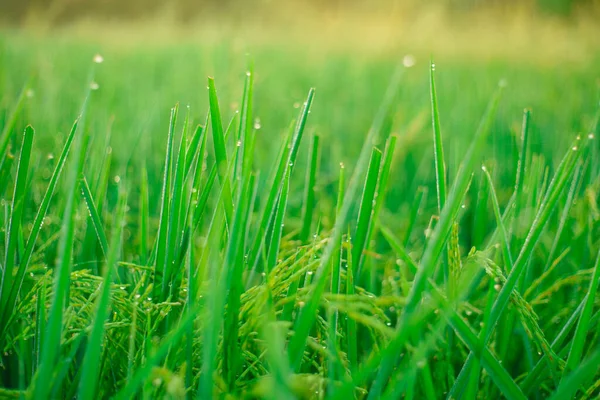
[{"left": 0, "top": 38, "right": 598, "bottom": 400}]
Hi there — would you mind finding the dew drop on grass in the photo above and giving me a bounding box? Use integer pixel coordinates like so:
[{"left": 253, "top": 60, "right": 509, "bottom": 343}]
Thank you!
[
  {"left": 120, "top": 286, "right": 125, "bottom": 290},
  {"left": 26, "top": 89, "right": 35, "bottom": 98},
  {"left": 572, "top": 146, "right": 578, "bottom": 151},
  {"left": 90, "top": 82, "right": 99, "bottom": 90},
  {"left": 93, "top": 54, "right": 104, "bottom": 63},
  {"left": 298, "top": 301, "right": 305, "bottom": 307},
  {"left": 114, "top": 176, "right": 121, "bottom": 183},
  {"left": 246, "top": 71, "right": 251, "bottom": 77},
  {"left": 293, "top": 102, "right": 300, "bottom": 109},
  {"left": 589, "top": 133, "right": 595, "bottom": 139},
  {"left": 236, "top": 140, "right": 242, "bottom": 147},
  {"left": 307, "top": 271, "right": 314, "bottom": 275}
]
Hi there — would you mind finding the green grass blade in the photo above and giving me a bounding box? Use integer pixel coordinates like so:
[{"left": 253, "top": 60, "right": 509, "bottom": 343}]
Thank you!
[
  {"left": 287, "top": 65, "right": 404, "bottom": 372},
  {"left": 0, "top": 126, "right": 34, "bottom": 334},
  {"left": 153, "top": 105, "right": 177, "bottom": 298},
  {"left": 430, "top": 60, "right": 447, "bottom": 213},
  {"left": 267, "top": 169, "right": 291, "bottom": 273},
  {"left": 207, "top": 77, "right": 234, "bottom": 224},
  {"left": 30, "top": 118, "right": 85, "bottom": 399},
  {"left": 79, "top": 176, "right": 109, "bottom": 261},
  {"left": 77, "top": 189, "right": 127, "bottom": 400},
  {"left": 352, "top": 147, "right": 382, "bottom": 278},
  {"left": 300, "top": 134, "right": 319, "bottom": 242},
  {"left": 550, "top": 349, "right": 600, "bottom": 400},
  {"left": 561, "top": 249, "right": 600, "bottom": 381}
]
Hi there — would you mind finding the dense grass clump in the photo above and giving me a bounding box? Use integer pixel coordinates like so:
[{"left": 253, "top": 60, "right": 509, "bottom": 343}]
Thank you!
[{"left": 0, "top": 43, "right": 599, "bottom": 399}]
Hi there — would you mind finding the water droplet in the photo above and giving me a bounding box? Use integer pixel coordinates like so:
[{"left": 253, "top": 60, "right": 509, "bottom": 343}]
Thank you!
[
  {"left": 461, "top": 204, "right": 466, "bottom": 209},
  {"left": 307, "top": 271, "right": 314, "bottom": 275},
  {"left": 135, "top": 294, "right": 141, "bottom": 299},
  {"left": 386, "top": 322, "right": 392, "bottom": 326},
  {"left": 114, "top": 176, "right": 121, "bottom": 183},
  {"left": 293, "top": 102, "right": 300, "bottom": 109},
  {"left": 106, "top": 146, "right": 113, "bottom": 154},
  {"left": 481, "top": 165, "right": 486, "bottom": 171},
  {"left": 26, "top": 89, "right": 35, "bottom": 98},
  {"left": 246, "top": 71, "right": 251, "bottom": 77},
  {"left": 93, "top": 54, "right": 104, "bottom": 63},
  {"left": 147, "top": 297, "right": 152, "bottom": 301},
  {"left": 236, "top": 140, "right": 242, "bottom": 147},
  {"left": 572, "top": 146, "right": 578, "bottom": 151},
  {"left": 298, "top": 301, "right": 306, "bottom": 307},
  {"left": 120, "top": 286, "right": 126, "bottom": 290},
  {"left": 90, "top": 82, "right": 99, "bottom": 90},
  {"left": 494, "top": 284, "right": 501, "bottom": 291},
  {"left": 588, "top": 133, "right": 595, "bottom": 139},
  {"left": 47, "top": 153, "right": 55, "bottom": 160},
  {"left": 29, "top": 272, "right": 34, "bottom": 277},
  {"left": 431, "top": 63, "right": 436, "bottom": 71}
]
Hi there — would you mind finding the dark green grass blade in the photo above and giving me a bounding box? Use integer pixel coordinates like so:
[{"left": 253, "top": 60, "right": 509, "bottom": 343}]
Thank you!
[
  {"left": 79, "top": 176, "right": 109, "bottom": 261},
  {"left": 300, "top": 134, "right": 319, "bottom": 242},
  {"left": 352, "top": 147, "right": 382, "bottom": 278},
  {"left": 77, "top": 189, "right": 127, "bottom": 400},
  {"left": 0, "top": 126, "right": 34, "bottom": 335}
]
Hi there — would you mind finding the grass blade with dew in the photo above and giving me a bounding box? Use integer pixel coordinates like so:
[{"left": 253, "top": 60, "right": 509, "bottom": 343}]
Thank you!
[
  {"left": 369, "top": 80, "right": 504, "bottom": 396},
  {"left": 79, "top": 176, "right": 109, "bottom": 261},
  {"left": 430, "top": 60, "right": 448, "bottom": 216},
  {"left": 287, "top": 63, "right": 404, "bottom": 372},
  {"left": 152, "top": 105, "right": 177, "bottom": 298},
  {"left": 352, "top": 147, "right": 382, "bottom": 279},
  {"left": 0, "top": 126, "right": 34, "bottom": 338},
  {"left": 161, "top": 105, "right": 189, "bottom": 305},
  {"left": 207, "top": 77, "right": 234, "bottom": 225},
  {"left": 233, "top": 66, "right": 254, "bottom": 184},
  {"left": 382, "top": 227, "right": 527, "bottom": 400},
  {"left": 560, "top": 249, "right": 600, "bottom": 385},
  {"left": 300, "top": 134, "right": 319, "bottom": 242},
  {"left": 31, "top": 115, "right": 86, "bottom": 400},
  {"left": 77, "top": 188, "right": 127, "bottom": 400},
  {"left": 267, "top": 168, "right": 291, "bottom": 273},
  {"left": 450, "top": 134, "right": 585, "bottom": 397},
  {"left": 248, "top": 89, "right": 314, "bottom": 274}
]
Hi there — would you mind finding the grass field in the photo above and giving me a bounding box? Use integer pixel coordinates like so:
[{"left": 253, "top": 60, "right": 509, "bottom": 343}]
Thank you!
[{"left": 0, "top": 16, "right": 600, "bottom": 399}]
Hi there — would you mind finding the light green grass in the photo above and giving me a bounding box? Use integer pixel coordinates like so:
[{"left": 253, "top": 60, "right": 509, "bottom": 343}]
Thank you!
[{"left": 0, "top": 30, "right": 599, "bottom": 399}]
